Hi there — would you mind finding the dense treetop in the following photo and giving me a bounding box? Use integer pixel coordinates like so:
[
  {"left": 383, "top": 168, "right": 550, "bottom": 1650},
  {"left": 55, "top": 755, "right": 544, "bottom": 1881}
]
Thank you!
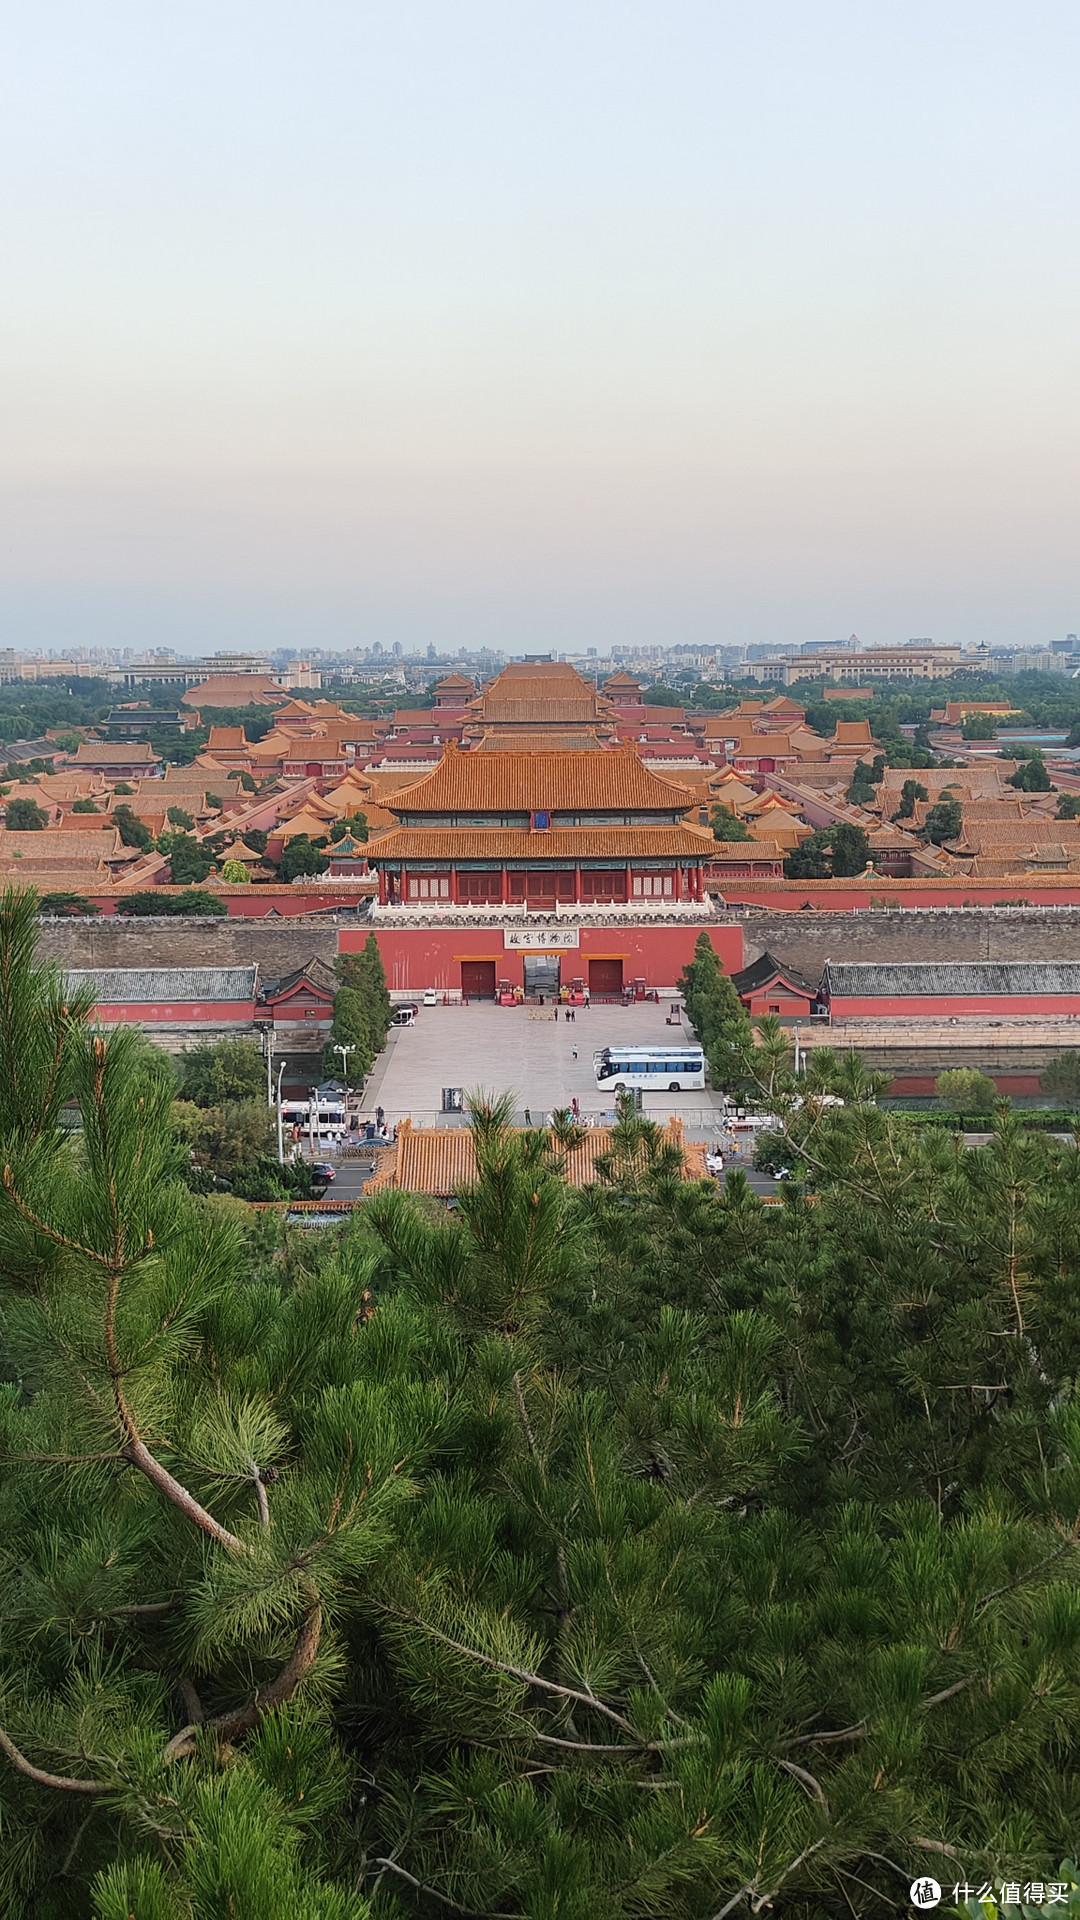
[{"left": 2, "top": 893, "right": 1080, "bottom": 1916}]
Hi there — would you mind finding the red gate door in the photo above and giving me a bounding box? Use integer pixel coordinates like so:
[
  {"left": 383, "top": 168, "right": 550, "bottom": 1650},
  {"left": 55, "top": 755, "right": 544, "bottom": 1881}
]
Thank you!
[
  {"left": 588, "top": 958, "right": 623, "bottom": 997},
  {"left": 460, "top": 960, "right": 497, "bottom": 999}
]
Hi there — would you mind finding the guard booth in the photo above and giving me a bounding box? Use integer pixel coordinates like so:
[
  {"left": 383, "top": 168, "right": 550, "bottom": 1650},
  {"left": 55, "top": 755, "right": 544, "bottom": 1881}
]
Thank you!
[{"left": 441, "top": 1087, "right": 465, "bottom": 1113}]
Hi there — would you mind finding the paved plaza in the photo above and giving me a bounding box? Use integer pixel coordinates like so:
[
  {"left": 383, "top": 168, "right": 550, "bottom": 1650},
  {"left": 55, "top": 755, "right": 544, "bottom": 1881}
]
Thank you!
[{"left": 357, "top": 1000, "right": 728, "bottom": 1134}]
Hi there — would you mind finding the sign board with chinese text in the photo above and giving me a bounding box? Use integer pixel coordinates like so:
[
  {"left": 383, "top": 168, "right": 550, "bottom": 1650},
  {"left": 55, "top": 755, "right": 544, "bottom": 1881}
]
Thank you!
[{"left": 503, "top": 928, "right": 580, "bottom": 951}]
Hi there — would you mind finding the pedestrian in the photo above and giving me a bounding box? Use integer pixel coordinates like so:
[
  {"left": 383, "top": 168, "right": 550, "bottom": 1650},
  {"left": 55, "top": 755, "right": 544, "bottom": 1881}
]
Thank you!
[
  {"left": 571, "top": 1045, "right": 578, "bottom": 1060},
  {"left": 571, "top": 1096, "right": 579, "bottom": 1119},
  {"left": 376, "top": 1105, "right": 385, "bottom": 1127},
  {"left": 554, "top": 1006, "right": 559, "bottom": 1021},
  {"left": 583, "top": 987, "right": 590, "bottom": 1007},
  {"left": 570, "top": 1006, "right": 576, "bottom": 1022},
  {"left": 524, "top": 1107, "right": 532, "bottom": 1126}
]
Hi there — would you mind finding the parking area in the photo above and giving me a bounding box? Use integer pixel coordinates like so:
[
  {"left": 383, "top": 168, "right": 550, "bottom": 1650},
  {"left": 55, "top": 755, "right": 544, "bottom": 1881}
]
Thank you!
[{"left": 355, "top": 1000, "right": 729, "bottom": 1135}]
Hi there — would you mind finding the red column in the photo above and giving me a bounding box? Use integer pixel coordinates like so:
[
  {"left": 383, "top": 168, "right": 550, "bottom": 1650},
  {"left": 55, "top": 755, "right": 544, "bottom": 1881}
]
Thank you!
[
  {"left": 624, "top": 866, "right": 632, "bottom": 903},
  {"left": 673, "top": 865, "right": 682, "bottom": 902},
  {"left": 574, "top": 867, "right": 581, "bottom": 904},
  {"left": 500, "top": 867, "right": 508, "bottom": 905},
  {"left": 450, "top": 868, "right": 459, "bottom": 905},
  {"left": 378, "top": 867, "right": 387, "bottom": 906}
]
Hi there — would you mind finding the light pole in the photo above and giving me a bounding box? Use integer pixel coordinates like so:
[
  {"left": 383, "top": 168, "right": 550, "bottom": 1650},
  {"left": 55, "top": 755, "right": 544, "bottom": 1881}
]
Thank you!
[
  {"left": 793, "top": 1023, "right": 802, "bottom": 1076},
  {"left": 308, "top": 1087, "right": 318, "bottom": 1160},
  {"left": 275, "top": 1058, "right": 286, "bottom": 1164},
  {"left": 334, "top": 1042, "right": 355, "bottom": 1092}
]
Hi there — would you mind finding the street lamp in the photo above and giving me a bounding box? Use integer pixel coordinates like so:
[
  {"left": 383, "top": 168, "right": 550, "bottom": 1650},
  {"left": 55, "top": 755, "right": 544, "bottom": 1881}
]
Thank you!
[
  {"left": 275, "top": 1058, "right": 286, "bottom": 1164},
  {"left": 334, "top": 1043, "right": 355, "bottom": 1090}
]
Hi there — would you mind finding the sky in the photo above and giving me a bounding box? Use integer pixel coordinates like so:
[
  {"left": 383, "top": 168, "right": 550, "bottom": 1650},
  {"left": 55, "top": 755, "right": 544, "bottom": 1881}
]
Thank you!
[{"left": 0, "top": 1, "right": 1077, "bottom": 658}]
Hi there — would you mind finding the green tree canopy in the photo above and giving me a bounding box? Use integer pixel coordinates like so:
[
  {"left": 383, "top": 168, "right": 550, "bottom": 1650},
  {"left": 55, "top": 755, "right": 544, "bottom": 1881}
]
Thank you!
[
  {"left": 329, "top": 813, "right": 369, "bottom": 843},
  {"left": 895, "top": 777, "right": 929, "bottom": 818},
  {"left": 4, "top": 797, "right": 48, "bottom": 830},
  {"left": 1040, "top": 1051, "right": 1080, "bottom": 1103},
  {"left": 922, "top": 794, "right": 964, "bottom": 843},
  {"left": 8, "top": 897, "right": 1080, "bottom": 1914},
  {"left": 279, "top": 834, "right": 329, "bottom": 881},
  {"left": 782, "top": 825, "right": 870, "bottom": 880},
  {"left": 678, "top": 930, "right": 751, "bottom": 1088},
  {"left": 710, "top": 804, "right": 754, "bottom": 842},
  {"left": 38, "top": 891, "right": 100, "bottom": 916},
  {"left": 829, "top": 822, "right": 870, "bottom": 876},
  {"left": 166, "top": 804, "right": 195, "bottom": 829},
  {"left": 1009, "top": 751, "right": 1053, "bottom": 792},
  {"left": 936, "top": 1066, "right": 999, "bottom": 1114},
  {"left": 157, "top": 831, "right": 213, "bottom": 885},
  {"left": 179, "top": 1036, "right": 267, "bottom": 1107},
  {"left": 111, "top": 804, "right": 153, "bottom": 851}
]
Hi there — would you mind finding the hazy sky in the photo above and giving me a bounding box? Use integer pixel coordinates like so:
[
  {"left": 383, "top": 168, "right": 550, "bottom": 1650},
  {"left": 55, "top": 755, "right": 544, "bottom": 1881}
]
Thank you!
[{"left": 1, "top": 1, "right": 1077, "bottom": 656}]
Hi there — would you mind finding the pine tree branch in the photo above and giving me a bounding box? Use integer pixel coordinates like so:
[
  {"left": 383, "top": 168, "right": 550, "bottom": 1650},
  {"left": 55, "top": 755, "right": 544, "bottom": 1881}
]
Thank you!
[
  {"left": 534, "top": 1732, "right": 644, "bottom": 1753},
  {"left": 119, "top": 1437, "right": 246, "bottom": 1556},
  {"left": 161, "top": 1599, "right": 323, "bottom": 1761},
  {"left": 5, "top": 1450, "right": 127, "bottom": 1465},
  {"left": 0, "top": 1723, "right": 111, "bottom": 1796},
  {"left": 99, "top": 1258, "right": 246, "bottom": 1555},
  {"left": 1, "top": 1166, "right": 111, "bottom": 1267},
  {"left": 975, "top": 1530, "right": 1080, "bottom": 1610},
  {"left": 776, "top": 1757, "right": 829, "bottom": 1809},
  {"left": 783, "top": 1672, "right": 979, "bottom": 1750},
  {"left": 108, "top": 1598, "right": 181, "bottom": 1617},
  {"left": 254, "top": 1474, "right": 271, "bottom": 1532},
  {"left": 373, "top": 1603, "right": 640, "bottom": 1738},
  {"left": 713, "top": 1835, "right": 828, "bottom": 1918},
  {"left": 4, "top": 1155, "right": 244, "bottom": 1554},
  {"left": 511, "top": 1370, "right": 538, "bottom": 1457},
  {"left": 371, "top": 1856, "right": 517, "bottom": 1919}
]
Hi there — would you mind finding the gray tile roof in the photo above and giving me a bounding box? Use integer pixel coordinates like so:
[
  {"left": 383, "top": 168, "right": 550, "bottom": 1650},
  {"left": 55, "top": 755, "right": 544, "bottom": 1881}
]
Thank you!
[
  {"left": 65, "top": 966, "right": 258, "bottom": 1003},
  {"left": 823, "top": 961, "right": 1080, "bottom": 998}
]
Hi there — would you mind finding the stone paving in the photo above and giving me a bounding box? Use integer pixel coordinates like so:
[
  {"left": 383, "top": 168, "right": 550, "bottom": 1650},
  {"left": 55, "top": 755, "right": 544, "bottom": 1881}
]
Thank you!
[{"left": 356, "top": 999, "right": 728, "bottom": 1134}]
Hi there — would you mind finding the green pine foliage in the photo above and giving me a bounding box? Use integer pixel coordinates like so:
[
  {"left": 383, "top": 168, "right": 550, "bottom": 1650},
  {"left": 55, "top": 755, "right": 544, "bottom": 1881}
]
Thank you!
[
  {"left": 7, "top": 900, "right": 1080, "bottom": 1913},
  {"left": 678, "top": 931, "right": 752, "bottom": 1089},
  {"left": 325, "top": 936, "right": 394, "bottom": 1081}
]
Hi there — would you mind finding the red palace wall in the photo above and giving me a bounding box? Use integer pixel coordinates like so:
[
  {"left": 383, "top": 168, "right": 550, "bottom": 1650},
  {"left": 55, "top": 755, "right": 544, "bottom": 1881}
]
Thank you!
[
  {"left": 830, "top": 994, "right": 1080, "bottom": 1019},
  {"left": 343, "top": 922, "right": 744, "bottom": 993},
  {"left": 88, "top": 1000, "right": 257, "bottom": 1023}
]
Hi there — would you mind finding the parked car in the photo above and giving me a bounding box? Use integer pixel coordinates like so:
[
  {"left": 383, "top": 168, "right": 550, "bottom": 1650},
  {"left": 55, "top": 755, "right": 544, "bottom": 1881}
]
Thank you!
[
  {"left": 393, "top": 1005, "right": 418, "bottom": 1026},
  {"left": 310, "top": 1162, "right": 336, "bottom": 1184},
  {"left": 422, "top": 988, "right": 439, "bottom": 1006}
]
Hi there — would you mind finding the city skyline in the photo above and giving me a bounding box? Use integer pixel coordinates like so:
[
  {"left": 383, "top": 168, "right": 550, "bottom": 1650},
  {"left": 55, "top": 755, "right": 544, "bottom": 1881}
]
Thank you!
[{"left": 2, "top": 1, "right": 1077, "bottom": 654}]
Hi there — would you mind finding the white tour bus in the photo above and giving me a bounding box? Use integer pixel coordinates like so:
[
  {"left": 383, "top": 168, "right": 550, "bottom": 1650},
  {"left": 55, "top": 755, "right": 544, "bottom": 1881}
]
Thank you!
[{"left": 592, "top": 1045, "right": 706, "bottom": 1092}]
